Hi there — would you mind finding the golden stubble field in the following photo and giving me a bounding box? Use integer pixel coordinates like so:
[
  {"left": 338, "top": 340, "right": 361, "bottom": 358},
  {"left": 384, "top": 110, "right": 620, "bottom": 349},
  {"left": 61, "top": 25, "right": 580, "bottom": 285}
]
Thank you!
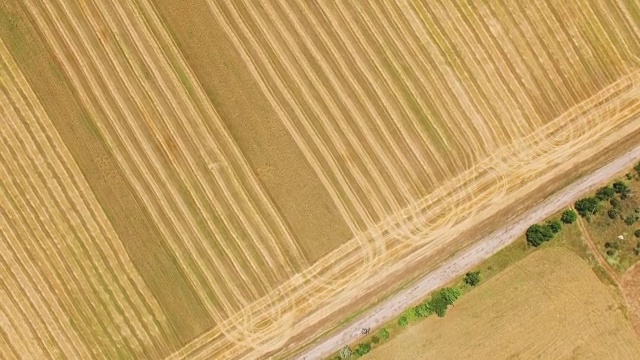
[
  {"left": 369, "top": 248, "right": 640, "bottom": 360},
  {"left": 2, "top": 0, "right": 640, "bottom": 358}
]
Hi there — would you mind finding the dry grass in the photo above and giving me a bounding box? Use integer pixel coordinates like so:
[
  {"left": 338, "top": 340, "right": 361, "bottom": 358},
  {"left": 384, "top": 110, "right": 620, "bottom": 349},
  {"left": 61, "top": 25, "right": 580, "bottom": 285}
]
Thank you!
[
  {"left": 582, "top": 178, "right": 640, "bottom": 272},
  {"left": 369, "top": 248, "right": 640, "bottom": 360},
  {"left": 0, "top": 1, "right": 213, "bottom": 345},
  {"left": 150, "top": 0, "right": 353, "bottom": 262},
  {"left": 1, "top": 0, "right": 640, "bottom": 358}
]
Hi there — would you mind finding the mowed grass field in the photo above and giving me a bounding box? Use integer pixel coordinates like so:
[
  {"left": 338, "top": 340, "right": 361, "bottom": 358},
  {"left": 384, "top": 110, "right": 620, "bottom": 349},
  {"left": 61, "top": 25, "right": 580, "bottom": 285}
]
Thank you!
[
  {"left": 369, "top": 248, "right": 640, "bottom": 360},
  {"left": 1, "top": 0, "right": 640, "bottom": 358}
]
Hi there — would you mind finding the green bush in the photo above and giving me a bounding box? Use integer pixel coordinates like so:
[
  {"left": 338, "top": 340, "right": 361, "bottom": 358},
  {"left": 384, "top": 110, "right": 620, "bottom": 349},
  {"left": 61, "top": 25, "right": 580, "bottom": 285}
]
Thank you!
[
  {"left": 464, "top": 271, "right": 481, "bottom": 286},
  {"left": 575, "top": 197, "right": 600, "bottom": 217},
  {"left": 428, "top": 287, "right": 461, "bottom": 317},
  {"left": 625, "top": 215, "right": 636, "bottom": 226},
  {"left": 608, "top": 208, "right": 619, "bottom": 220},
  {"left": 398, "top": 316, "right": 409, "bottom": 327},
  {"left": 355, "top": 343, "right": 371, "bottom": 356},
  {"left": 635, "top": 229, "right": 640, "bottom": 238},
  {"left": 635, "top": 162, "right": 640, "bottom": 175},
  {"left": 610, "top": 198, "right": 621, "bottom": 208},
  {"left": 547, "top": 219, "right": 562, "bottom": 234},
  {"left": 413, "top": 302, "right": 431, "bottom": 318},
  {"left": 380, "top": 328, "right": 390, "bottom": 340},
  {"left": 371, "top": 336, "right": 380, "bottom": 345},
  {"left": 561, "top": 209, "right": 578, "bottom": 224},
  {"left": 596, "top": 186, "right": 615, "bottom": 200},
  {"left": 614, "top": 181, "right": 629, "bottom": 194},
  {"left": 526, "top": 224, "right": 554, "bottom": 247}
]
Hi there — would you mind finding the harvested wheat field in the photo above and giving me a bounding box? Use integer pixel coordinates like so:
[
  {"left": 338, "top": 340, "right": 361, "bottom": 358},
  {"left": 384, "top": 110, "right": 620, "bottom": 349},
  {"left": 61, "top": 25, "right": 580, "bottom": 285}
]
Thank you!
[
  {"left": 369, "top": 248, "right": 640, "bottom": 360},
  {"left": 1, "top": 0, "right": 640, "bottom": 358}
]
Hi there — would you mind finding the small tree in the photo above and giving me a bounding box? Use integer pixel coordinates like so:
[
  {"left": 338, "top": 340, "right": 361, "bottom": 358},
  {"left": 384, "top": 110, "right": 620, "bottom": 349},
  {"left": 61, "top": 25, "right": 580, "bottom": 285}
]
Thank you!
[
  {"left": 635, "top": 229, "right": 640, "bottom": 238},
  {"left": 428, "top": 287, "right": 460, "bottom": 317},
  {"left": 626, "top": 215, "right": 636, "bottom": 226},
  {"left": 398, "top": 316, "right": 409, "bottom": 327},
  {"left": 610, "top": 198, "right": 621, "bottom": 208},
  {"left": 613, "top": 181, "right": 629, "bottom": 194},
  {"left": 339, "top": 346, "right": 352, "bottom": 359},
  {"left": 414, "top": 303, "right": 431, "bottom": 318},
  {"left": 608, "top": 208, "right": 619, "bottom": 220},
  {"left": 575, "top": 197, "right": 600, "bottom": 217},
  {"left": 547, "top": 219, "right": 562, "bottom": 234},
  {"left": 526, "top": 224, "right": 554, "bottom": 247},
  {"left": 635, "top": 162, "right": 640, "bottom": 175},
  {"left": 371, "top": 336, "right": 380, "bottom": 345},
  {"left": 464, "top": 271, "right": 481, "bottom": 286},
  {"left": 355, "top": 343, "right": 371, "bottom": 356},
  {"left": 596, "top": 186, "right": 615, "bottom": 200},
  {"left": 561, "top": 209, "right": 578, "bottom": 224},
  {"left": 380, "top": 328, "right": 390, "bottom": 340}
]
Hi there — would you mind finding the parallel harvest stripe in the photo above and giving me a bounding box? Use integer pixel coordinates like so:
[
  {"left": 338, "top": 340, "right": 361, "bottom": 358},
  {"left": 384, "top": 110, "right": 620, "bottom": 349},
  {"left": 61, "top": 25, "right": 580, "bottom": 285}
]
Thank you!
[
  {"left": 134, "top": 0, "right": 310, "bottom": 273},
  {"left": 0, "top": 40, "right": 171, "bottom": 352},
  {"left": 238, "top": 0, "right": 409, "bottom": 216},
  {"left": 207, "top": 0, "right": 375, "bottom": 232},
  {"left": 0, "top": 36, "right": 173, "bottom": 357},
  {"left": 21, "top": 0, "right": 310, "bottom": 322},
  {"left": 169, "top": 68, "right": 640, "bottom": 360}
]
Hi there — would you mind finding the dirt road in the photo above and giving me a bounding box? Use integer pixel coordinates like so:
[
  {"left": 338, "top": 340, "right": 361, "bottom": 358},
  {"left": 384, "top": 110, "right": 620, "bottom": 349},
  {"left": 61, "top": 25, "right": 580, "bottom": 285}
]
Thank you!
[{"left": 298, "top": 144, "right": 640, "bottom": 360}]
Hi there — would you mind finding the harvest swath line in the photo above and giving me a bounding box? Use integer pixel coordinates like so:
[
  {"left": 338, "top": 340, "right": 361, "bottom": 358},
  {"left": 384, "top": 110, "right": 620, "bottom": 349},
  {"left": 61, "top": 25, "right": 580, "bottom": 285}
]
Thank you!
[
  {"left": 20, "top": 0, "right": 308, "bottom": 322},
  {"left": 239, "top": 0, "right": 414, "bottom": 218},
  {"left": 6, "top": 0, "right": 640, "bottom": 358},
  {"left": 207, "top": 1, "right": 377, "bottom": 235},
  {"left": 168, "top": 2, "right": 637, "bottom": 358},
  {"left": 0, "top": 37, "right": 174, "bottom": 358},
  {"left": 169, "top": 70, "right": 640, "bottom": 359}
]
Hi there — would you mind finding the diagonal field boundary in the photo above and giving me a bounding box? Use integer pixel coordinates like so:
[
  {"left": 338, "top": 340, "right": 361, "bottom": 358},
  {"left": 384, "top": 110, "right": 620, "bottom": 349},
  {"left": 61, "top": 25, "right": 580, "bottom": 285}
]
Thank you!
[{"left": 297, "top": 144, "right": 640, "bottom": 359}]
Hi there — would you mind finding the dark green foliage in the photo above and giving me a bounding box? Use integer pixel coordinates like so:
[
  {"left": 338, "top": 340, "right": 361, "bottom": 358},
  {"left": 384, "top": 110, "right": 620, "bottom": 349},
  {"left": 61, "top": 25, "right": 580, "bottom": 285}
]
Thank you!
[
  {"left": 627, "top": 173, "right": 634, "bottom": 180},
  {"left": 526, "top": 224, "right": 554, "bottom": 247},
  {"left": 613, "top": 181, "right": 629, "bottom": 194},
  {"left": 561, "top": 209, "right": 578, "bottom": 224},
  {"left": 398, "top": 316, "right": 409, "bottom": 327},
  {"left": 604, "top": 241, "right": 619, "bottom": 250},
  {"left": 608, "top": 208, "right": 619, "bottom": 220},
  {"left": 635, "top": 229, "right": 640, "bottom": 238},
  {"left": 380, "top": 328, "right": 390, "bottom": 340},
  {"left": 626, "top": 215, "right": 636, "bottom": 226},
  {"left": 371, "top": 336, "right": 380, "bottom": 345},
  {"left": 575, "top": 197, "right": 600, "bottom": 217},
  {"left": 427, "top": 287, "right": 460, "bottom": 317},
  {"left": 547, "top": 219, "right": 562, "bottom": 234},
  {"left": 635, "top": 241, "right": 640, "bottom": 256},
  {"left": 596, "top": 186, "right": 615, "bottom": 200},
  {"left": 635, "top": 162, "right": 640, "bottom": 175},
  {"left": 610, "top": 198, "right": 621, "bottom": 208},
  {"left": 606, "top": 248, "right": 616, "bottom": 257},
  {"left": 464, "top": 271, "right": 481, "bottom": 286},
  {"left": 355, "top": 343, "right": 371, "bottom": 356}
]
